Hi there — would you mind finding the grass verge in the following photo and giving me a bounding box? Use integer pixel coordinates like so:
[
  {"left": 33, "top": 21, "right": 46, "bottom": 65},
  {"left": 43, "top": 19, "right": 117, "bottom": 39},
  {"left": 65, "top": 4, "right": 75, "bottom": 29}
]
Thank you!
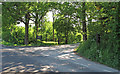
[{"left": 75, "top": 40, "right": 119, "bottom": 70}]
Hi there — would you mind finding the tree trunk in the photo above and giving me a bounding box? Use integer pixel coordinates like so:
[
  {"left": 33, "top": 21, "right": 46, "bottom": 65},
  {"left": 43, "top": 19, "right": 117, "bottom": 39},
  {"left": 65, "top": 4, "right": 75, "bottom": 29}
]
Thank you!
[
  {"left": 57, "top": 33, "right": 60, "bottom": 44},
  {"left": 116, "top": 2, "right": 120, "bottom": 51},
  {"left": 24, "top": 12, "right": 30, "bottom": 45},
  {"left": 35, "top": 13, "right": 38, "bottom": 41},
  {"left": 53, "top": 24, "right": 54, "bottom": 41},
  {"left": 96, "top": 34, "right": 100, "bottom": 44},
  {"left": 25, "top": 23, "right": 29, "bottom": 45},
  {"left": 58, "top": 38, "right": 60, "bottom": 44},
  {"left": 65, "top": 31, "right": 68, "bottom": 44},
  {"left": 53, "top": 11, "right": 55, "bottom": 41},
  {"left": 82, "top": 2, "right": 87, "bottom": 41},
  {"left": 58, "top": 37, "right": 61, "bottom": 44},
  {"left": 46, "top": 33, "right": 47, "bottom": 41}
]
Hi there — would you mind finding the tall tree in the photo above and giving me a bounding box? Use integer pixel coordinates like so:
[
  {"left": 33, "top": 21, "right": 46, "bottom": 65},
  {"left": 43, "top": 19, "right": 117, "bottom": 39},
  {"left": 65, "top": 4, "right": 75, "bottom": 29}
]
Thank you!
[
  {"left": 30, "top": 2, "right": 50, "bottom": 42},
  {"left": 52, "top": 9, "right": 55, "bottom": 41},
  {"left": 2, "top": 2, "right": 32, "bottom": 45},
  {"left": 58, "top": 2, "right": 76, "bottom": 43},
  {"left": 82, "top": 2, "right": 87, "bottom": 41}
]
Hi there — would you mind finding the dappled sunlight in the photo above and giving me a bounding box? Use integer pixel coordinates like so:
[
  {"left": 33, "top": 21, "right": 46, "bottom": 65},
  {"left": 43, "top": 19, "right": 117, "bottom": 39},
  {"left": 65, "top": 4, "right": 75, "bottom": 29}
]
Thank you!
[
  {"left": 3, "top": 64, "right": 39, "bottom": 72},
  {"left": 57, "top": 54, "right": 74, "bottom": 60},
  {"left": 2, "top": 51, "right": 56, "bottom": 72},
  {"left": 2, "top": 43, "right": 95, "bottom": 72},
  {"left": 2, "top": 1, "right": 119, "bottom": 71},
  {"left": 40, "top": 65, "right": 54, "bottom": 72},
  {"left": 2, "top": 43, "right": 79, "bottom": 57},
  {"left": 2, "top": 48, "right": 16, "bottom": 51}
]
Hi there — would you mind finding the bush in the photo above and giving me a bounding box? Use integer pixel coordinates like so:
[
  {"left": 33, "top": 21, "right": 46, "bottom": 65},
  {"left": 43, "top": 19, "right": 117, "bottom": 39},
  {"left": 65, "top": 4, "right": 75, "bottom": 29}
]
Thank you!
[
  {"left": 2, "top": 26, "right": 25, "bottom": 45},
  {"left": 76, "top": 38, "right": 119, "bottom": 70}
]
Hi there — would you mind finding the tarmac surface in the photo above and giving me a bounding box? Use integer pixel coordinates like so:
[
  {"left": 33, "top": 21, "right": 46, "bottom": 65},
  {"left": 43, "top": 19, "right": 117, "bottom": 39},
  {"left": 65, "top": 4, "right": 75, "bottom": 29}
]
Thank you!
[{"left": 1, "top": 43, "right": 119, "bottom": 73}]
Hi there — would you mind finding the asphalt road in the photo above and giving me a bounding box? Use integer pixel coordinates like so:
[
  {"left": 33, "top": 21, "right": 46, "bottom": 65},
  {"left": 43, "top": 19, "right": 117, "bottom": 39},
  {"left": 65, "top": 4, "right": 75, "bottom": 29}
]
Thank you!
[{"left": 1, "top": 43, "right": 119, "bottom": 73}]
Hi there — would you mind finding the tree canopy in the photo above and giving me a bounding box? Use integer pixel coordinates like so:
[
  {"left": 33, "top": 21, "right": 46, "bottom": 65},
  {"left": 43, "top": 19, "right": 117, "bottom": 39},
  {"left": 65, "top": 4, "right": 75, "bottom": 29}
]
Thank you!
[{"left": 2, "top": 2, "right": 119, "bottom": 70}]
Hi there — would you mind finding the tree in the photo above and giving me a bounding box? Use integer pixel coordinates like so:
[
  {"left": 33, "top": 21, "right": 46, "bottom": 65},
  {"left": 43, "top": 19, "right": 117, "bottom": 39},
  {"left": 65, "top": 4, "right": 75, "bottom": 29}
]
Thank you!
[
  {"left": 57, "top": 2, "right": 76, "bottom": 43},
  {"left": 54, "top": 16, "right": 74, "bottom": 44},
  {"left": 82, "top": 2, "right": 87, "bottom": 41},
  {"left": 3, "top": 2, "right": 32, "bottom": 45},
  {"left": 30, "top": 2, "right": 50, "bottom": 42}
]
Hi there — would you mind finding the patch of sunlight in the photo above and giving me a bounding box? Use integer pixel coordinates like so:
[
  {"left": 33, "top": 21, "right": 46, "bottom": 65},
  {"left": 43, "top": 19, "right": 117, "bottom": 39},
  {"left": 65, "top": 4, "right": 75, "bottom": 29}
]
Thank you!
[
  {"left": 62, "top": 49, "right": 74, "bottom": 53},
  {"left": 33, "top": 70, "right": 39, "bottom": 72},
  {"left": 33, "top": 47, "right": 56, "bottom": 51},
  {"left": 55, "top": 70, "right": 59, "bottom": 72},
  {"left": 17, "top": 65, "right": 26, "bottom": 69},
  {"left": 26, "top": 68, "right": 35, "bottom": 72},
  {"left": 71, "top": 69, "right": 76, "bottom": 72},
  {"left": 5, "top": 62, "right": 14, "bottom": 65},
  {"left": 33, "top": 47, "right": 48, "bottom": 50},
  {"left": 57, "top": 54, "right": 74, "bottom": 60},
  {"left": 28, "top": 44, "right": 32, "bottom": 46},
  {"left": 26, "top": 49, "right": 34, "bottom": 52},
  {"left": 20, "top": 70, "right": 25, "bottom": 72},
  {"left": 3, "top": 66, "right": 18, "bottom": 72},
  {"left": 40, "top": 65, "right": 54, "bottom": 71},
  {"left": 4, "top": 48, "right": 16, "bottom": 51},
  {"left": 26, "top": 64, "right": 34, "bottom": 67},
  {"left": 61, "top": 63, "right": 69, "bottom": 66},
  {"left": 42, "top": 41, "right": 58, "bottom": 44},
  {"left": 14, "top": 44, "right": 17, "bottom": 46},
  {"left": 4, "top": 67, "right": 10, "bottom": 70}
]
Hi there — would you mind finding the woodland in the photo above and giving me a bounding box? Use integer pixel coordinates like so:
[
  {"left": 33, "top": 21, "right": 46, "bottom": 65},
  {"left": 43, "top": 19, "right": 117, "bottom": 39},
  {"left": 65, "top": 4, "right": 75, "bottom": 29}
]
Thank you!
[{"left": 1, "top": 2, "right": 120, "bottom": 70}]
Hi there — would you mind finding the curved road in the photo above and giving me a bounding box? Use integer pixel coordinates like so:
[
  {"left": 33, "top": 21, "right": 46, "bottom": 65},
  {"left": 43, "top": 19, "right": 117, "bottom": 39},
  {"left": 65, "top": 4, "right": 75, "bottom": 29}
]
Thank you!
[{"left": 2, "top": 43, "right": 119, "bottom": 73}]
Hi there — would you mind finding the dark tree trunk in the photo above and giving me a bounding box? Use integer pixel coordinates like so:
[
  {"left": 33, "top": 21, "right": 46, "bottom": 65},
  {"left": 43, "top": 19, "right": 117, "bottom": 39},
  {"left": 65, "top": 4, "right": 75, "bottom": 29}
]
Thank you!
[
  {"left": 53, "top": 24, "right": 54, "bottom": 41},
  {"left": 46, "top": 34, "right": 47, "bottom": 41},
  {"left": 58, "top": 38, "right": 60, "bottom": 44},
  {"left": 96, "top": 34, "right": 100, "bottom": 44},
  {"left": 65, "top": 31, "right": 68, "bottom": 44},
  {"left": 24, "top": 12, "right": 30, "bottom": 45},
  {"left": 57, "top": 33, "right": 60, "bottom": 44},
  {"left": 25, "top": 23, "right": 29, "bottom": 45},
  {"left": 35, "top": 13, "right": 38, "bottom": 41},
  {"left": 82, "top": 2, "right": 87, "bottom": 41},
  {"left": 116, "top": 2, "right": 120, "bottom": 51},
  {"left": 58, "top": 37, "right": 61, "bottom": 44}
]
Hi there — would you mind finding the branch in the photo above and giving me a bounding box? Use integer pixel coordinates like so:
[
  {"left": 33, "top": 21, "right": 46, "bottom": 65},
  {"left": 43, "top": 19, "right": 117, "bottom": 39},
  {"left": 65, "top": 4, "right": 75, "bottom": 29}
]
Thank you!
[
  {"left": 30, "top": 18, "right": 35, "bottom": 22},
  {"left": 18, "top": 17, "right": 26, "bottom": 24},
  {"left": 30, "top": 13, "right": 36, "bottom": 18}
]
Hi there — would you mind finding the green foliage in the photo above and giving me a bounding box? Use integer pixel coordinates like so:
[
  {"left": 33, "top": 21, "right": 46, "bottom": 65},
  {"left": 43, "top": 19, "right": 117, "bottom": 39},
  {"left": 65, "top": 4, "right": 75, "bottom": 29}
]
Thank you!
[
  {"left": 2, "top": 2, "right": 119, "bottom": 70},
  {"left": 2, "top": 26, "right": 25, "bottom": 44},
  {"left": 77, "top": 38, "right": 119, "bottom": 70},
  {"left": 76, "top": 2, "right": 119, "bottom": 70},
  {"left": 76, "top": 35, "right": 81, "bottom": 42}
]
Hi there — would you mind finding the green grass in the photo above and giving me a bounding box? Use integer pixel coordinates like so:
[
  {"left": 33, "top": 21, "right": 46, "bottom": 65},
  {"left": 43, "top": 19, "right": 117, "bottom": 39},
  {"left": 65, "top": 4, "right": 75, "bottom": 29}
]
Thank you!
[
  {"left": 1, "top": 39, "right": 80, "bottom": 47},
  {"left": 76, "top": 40, "right": 119, "bottom": 70},
  {"left": 1, "top": 40, "right": 59, "bottom": 47},
  {"left": 42, "top": 41, "right": 58, "bottom": 44}
]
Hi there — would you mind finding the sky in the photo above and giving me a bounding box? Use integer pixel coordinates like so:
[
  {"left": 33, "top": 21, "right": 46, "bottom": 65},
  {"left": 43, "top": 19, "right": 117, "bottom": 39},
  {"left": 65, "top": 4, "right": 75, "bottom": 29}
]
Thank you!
[
  {"left": 16, "top": 11, "right": 53, "bottom": 27},
  {"left": 16, "top": 11, "right": 97, "bottom": 27},
  {"left": 46, "top": 11, "right": 53, "bottom": 22}
]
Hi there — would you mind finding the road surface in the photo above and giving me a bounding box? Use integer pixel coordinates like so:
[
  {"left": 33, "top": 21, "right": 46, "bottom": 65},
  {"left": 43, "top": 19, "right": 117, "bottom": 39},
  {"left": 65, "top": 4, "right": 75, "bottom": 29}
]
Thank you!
[{"left": 1, "top": 43, "right": 119, "bottom": 73}]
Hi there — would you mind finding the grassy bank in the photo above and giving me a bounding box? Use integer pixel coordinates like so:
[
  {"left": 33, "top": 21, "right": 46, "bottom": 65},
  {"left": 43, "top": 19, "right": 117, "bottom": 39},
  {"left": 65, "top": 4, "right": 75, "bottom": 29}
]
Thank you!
[{"left": 76, "top": 40, "right": 119, "bottom": 70}]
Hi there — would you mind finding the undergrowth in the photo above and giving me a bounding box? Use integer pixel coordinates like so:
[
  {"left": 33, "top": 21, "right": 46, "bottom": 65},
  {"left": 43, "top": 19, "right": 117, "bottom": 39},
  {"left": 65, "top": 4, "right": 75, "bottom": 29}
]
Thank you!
[{"left": 76, "top": 39, "right": 119, "bottom": 70}]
